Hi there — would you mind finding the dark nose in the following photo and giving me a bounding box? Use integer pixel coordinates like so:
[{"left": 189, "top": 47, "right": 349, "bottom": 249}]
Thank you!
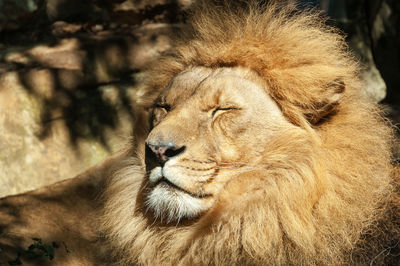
[{"left": 146, "top": 142, "right": 186, "bottom": 164}]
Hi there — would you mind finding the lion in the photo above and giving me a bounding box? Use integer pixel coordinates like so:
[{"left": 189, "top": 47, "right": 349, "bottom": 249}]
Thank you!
[
  {"left": 102, "top": 1, "right": 400, "bottom": 265},
  {"left": 1, "top": 1, "right": 400, "bottom": 265}
]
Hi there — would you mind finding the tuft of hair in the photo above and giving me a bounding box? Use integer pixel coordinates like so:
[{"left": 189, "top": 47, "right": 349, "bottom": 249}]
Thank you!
[{"left": 102, "top": 1, "right": 400, "bottom": 265}]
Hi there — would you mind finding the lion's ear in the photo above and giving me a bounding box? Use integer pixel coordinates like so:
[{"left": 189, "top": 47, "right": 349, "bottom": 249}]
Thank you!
[{"left": 306, "top": 79, "right": 345, "bottom": 124}]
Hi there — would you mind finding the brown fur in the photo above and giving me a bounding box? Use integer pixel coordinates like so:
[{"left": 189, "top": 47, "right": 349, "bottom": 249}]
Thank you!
[{"left": 102, "top": 1, "right": 400, "bottom": 265}]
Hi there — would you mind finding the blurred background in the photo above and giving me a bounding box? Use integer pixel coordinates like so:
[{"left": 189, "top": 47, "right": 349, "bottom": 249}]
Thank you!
[{"left": 0, "top": 0, "right": 399, "bottom": 197}]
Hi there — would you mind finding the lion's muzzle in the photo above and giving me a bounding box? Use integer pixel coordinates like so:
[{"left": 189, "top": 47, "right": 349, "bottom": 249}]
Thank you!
[{"left": 146, "top": 141, "right": 186, "bottom": 165}]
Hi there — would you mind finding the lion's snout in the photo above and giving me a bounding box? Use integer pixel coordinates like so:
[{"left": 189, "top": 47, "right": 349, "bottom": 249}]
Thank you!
[{"left": 146, "top": 140, "right": 186, "bottom": 164}]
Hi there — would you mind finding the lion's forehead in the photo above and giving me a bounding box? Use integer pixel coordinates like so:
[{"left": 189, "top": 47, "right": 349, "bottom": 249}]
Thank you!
[
  {"left": 162, "top": 67, "right": 272, "bottom": 107},
  {"left": 161, "top": 67, "right": 213, "bottom": 103}
]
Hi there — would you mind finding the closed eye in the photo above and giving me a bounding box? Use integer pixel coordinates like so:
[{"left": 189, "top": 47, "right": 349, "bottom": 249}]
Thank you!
[
  {"left": 154, "top": 103, "right": 171, "bottom": 112},
  {"left": 211, "top": 107, "right": 239, "bottom": 118}
]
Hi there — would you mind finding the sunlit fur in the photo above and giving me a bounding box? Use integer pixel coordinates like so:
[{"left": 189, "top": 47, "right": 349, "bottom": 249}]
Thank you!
[
  {"left": 146, "top": 166, "right": 212, "bottom": 222},
  {"left": 102, "top": 1, "right": 400, "bottom": 265}
]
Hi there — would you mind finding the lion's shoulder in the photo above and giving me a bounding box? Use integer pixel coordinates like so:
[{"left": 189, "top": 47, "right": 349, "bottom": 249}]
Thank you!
[{"left": 0, "top": 150, "right": 125, "bottom": 265}]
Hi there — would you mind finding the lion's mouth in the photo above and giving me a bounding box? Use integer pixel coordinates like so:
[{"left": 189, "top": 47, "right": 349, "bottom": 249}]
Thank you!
[{"left": 156, "top": 176, "right": 212, "bottom": 199}]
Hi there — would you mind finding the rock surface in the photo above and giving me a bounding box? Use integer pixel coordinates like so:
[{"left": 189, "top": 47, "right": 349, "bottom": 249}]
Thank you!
[
  {"left": 0, "top": 0, "right": 40, "bottom": 31},
  {"left": 0, "top": 16, "right": 177, "bottom": 197}
]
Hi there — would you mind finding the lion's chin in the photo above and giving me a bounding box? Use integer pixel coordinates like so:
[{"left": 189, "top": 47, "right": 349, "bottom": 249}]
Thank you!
[{"left": 145, "top": 183, "right": 213, "bottom": 223}]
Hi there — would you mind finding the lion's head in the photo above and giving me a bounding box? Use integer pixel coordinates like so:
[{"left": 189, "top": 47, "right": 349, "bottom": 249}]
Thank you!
[
  {"left": 144, "top": 67, "right": 297, "bottom": 222},
  {"left": 102, "top": 1, "right": 398, "bottom": 265}
]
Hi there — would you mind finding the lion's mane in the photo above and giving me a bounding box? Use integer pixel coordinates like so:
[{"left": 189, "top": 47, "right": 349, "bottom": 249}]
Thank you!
[{"left": 102, "top": 1, "right": 400, "bottom": 265}]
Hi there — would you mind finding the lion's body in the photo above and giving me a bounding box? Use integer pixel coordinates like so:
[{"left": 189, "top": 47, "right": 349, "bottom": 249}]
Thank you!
[
  {"left": 0, "top": 150, "right": 127, "bottom": 265},
  {"left": 1, "top": 1, "right": 400, "bottom": 265},
  {"left": 102, "top": 1, "right": 400, "bottom": 265}
]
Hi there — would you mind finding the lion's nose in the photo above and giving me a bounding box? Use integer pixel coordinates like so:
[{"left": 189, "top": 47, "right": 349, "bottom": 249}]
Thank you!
[{"left": 146, "top": 142, "right": 186, "bottom": 164}]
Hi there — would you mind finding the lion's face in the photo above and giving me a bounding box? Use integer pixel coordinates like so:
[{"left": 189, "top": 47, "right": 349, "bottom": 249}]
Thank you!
[{"left": 144, "top": 67, "right": 294, "bottom": 222}]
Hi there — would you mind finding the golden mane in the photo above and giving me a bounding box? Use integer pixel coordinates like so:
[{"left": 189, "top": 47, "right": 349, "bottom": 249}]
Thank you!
[{"left": 102, "top": 1, "right": 400, "bottom": 265}]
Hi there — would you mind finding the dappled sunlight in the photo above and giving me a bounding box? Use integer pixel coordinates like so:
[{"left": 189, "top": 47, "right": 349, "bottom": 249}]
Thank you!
[{"left": 0, "top": 2, "right": 181, "bottom": 197}]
